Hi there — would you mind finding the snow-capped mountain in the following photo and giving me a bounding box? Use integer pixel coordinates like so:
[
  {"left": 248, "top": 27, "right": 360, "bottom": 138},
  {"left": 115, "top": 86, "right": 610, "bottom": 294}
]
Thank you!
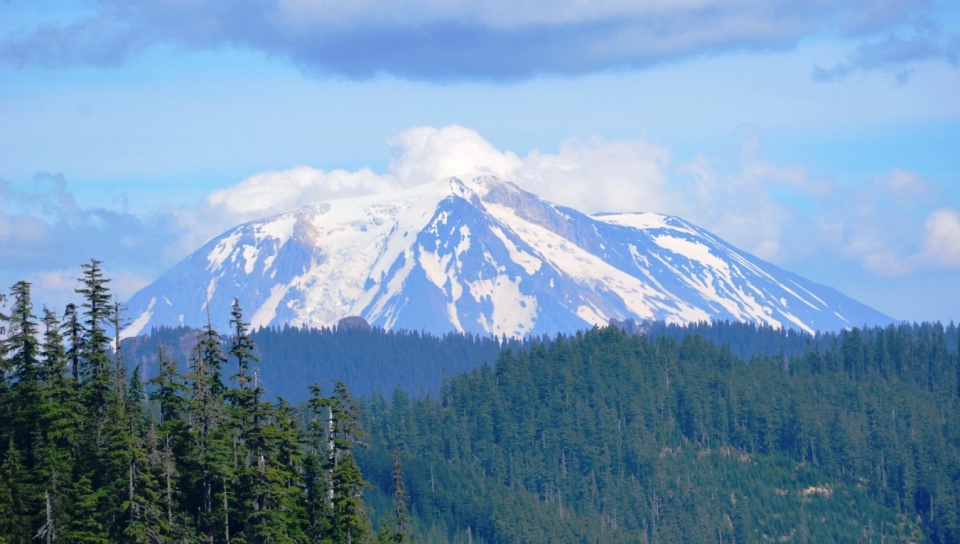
[{"left": 124, "top": 176, "right": 893, "bottom": 338}]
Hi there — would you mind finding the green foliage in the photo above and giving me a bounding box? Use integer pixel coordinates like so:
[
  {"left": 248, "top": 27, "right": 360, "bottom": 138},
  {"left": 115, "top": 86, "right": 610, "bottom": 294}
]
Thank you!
[
  {"left": 0, "top": 263, "right": 379, "bottom": 543},
  {"left": 359, "top": 324, "right": 960, "bottom": 543}
]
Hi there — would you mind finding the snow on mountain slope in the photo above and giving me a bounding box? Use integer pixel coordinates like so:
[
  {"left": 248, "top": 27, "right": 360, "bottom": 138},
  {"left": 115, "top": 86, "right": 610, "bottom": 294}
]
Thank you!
[{"left": 123, "top": 176, "right": 894, "bottom": 338}]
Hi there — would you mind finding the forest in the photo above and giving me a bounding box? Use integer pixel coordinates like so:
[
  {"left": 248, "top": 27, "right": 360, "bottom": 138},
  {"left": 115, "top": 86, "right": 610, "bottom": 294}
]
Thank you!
[
  {"left": 1, "top": 260, "right": 959, "bottom": 542},
  {"left": 0, "top": 261, "right": 410, "bottom": 543}
]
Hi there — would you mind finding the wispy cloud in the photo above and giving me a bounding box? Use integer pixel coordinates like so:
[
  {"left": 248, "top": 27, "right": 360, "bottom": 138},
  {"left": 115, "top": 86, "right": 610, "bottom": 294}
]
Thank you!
[
  {"left": 0, "top": 173, "right": 177, "bottom": 304},
  {"left": 814, "top": 17, "right": 959, "bottom": 82},
  {"left": 2, "top": 0, "right": 952, "bottom": 81}
]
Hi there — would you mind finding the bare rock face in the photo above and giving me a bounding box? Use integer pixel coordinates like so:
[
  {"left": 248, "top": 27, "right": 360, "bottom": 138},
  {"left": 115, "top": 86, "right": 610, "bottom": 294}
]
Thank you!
[{"left": 337, "top": 316, "right": 371, "bottom": 331}]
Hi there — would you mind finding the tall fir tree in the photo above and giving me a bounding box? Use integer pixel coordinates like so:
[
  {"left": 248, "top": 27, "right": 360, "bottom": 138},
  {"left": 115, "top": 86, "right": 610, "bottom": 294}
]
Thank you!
[
  {"left": 328, "top": 381, "right": 372, "bottom": 544},
  {"left": 377, "top": 447, "right": 412, "bottom": 543},
  {"left": 184, "top": 317, "right": 232, "bottom": 542},
  {"left": 304, "top": 384, "right": 334, "bottom": 541},
  {"left": 147, "top": 343, "right": 195, "bottom": 541},
  {"left": 35, "top": 307, "right": 83, "bottom": 541}
]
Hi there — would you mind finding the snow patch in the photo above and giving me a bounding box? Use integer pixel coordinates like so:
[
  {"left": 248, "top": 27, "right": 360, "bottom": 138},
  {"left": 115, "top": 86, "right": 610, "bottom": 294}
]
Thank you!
[
  {"left": 250, "top": 284, "right": 290, "bottom": 329},
  {"left": 121, "top": 297, "right": 155, "bottom": 338},
  {"left": 468, "top": 275, "right": 538, "bottom": 337},
  {"left": 653, "top": 235, "right": 729, "bottom": 274},
  {"left": 207, "top": 231, "right": 242, "bottom": 271},
  {"left": 257, "top": 214, "right": 298, "bottom": 245},
  {"left": 594, "top": 212, "right": 668, "bottom": 230},
  {"left": 490, "top": 225, "right": 541, "bottom": 275},
  {"left": 418, "top": 244, "right": 454, "bottom": 292},
  {"left": 243, "top": 245, "right": 261, "bottom": 274}
]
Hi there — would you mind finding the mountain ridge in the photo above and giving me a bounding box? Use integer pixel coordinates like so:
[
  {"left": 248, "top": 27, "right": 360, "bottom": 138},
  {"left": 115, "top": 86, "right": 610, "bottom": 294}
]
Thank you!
[{"left": 124, "top": 176, "right": 894, "bottom": 337}]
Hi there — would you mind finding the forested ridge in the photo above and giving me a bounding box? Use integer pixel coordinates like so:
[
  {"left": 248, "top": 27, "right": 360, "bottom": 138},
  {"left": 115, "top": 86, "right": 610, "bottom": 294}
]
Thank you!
[
  {"left": 123, "top": 318, "right": 960, "bottom": 402},
  {"left": 2, "top": 261, "right": 959, "bottom": 542},
  {"left": 359, "top": 324, "right": 960, "bottom": 543}
]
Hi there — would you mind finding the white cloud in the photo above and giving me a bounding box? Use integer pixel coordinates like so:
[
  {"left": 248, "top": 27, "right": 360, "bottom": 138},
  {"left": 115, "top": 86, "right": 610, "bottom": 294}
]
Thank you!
[
  {"left": 388, "top": 125, "right": 523, "bottom": 187},
  {"left": 917, "top": 207, "right": 960, "bottom": 269},
  {"left": 874, "top": 167, "right": 940, "bottom": 210},
  {"left": 512, "top": 136, "right": 671, "bottom": 215},
  {"left": 203, "top": 125, "right": 670, "bottom": 229},
  {"left": 205, "top": 165, "right": 390, "bottom": 220}
]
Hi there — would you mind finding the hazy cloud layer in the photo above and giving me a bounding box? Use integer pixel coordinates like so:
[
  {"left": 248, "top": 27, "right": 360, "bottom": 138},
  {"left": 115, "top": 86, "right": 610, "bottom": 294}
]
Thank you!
[
  {"left": 2, "top": 0, "right": 952, "bottom": 80},
  {"left": 0, "top": 173, "right": 176, "bottom": 307}
]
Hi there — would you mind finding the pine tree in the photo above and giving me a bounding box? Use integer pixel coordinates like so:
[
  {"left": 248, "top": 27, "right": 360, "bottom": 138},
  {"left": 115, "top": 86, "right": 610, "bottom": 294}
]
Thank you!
[
  {"left": 3, "top": 281, "right": 44, "bottom": 532},
  {"left": 244, "top": 399, "right": 308, "bottom": 543},
  {"left": 35, "top": 307, "right": 83, "bottom": 541},
  {"left": 68, "top": 261, "right": 118, "bottom": 540},
  {"left": 62, "top": 303, "right": 82, "bottom": 385},
  {"left": 225, "top": 299, "right": 258, "bottom": 538},
  {"left": 329, "top": 381, "right": 372, "bottom": 544},
  {"left": 121, "top": 367, "right": 167, "bottom": 543},
  {"left": 148, "top": 342, "right": 191, "bottom": 536},
  {"left": 304, "top": 384, "right": 333, "bottom": 540},
  {"left": 76, "top": 259, "right": 114, "bottom": 418},
  {"left": 184, "top": 319, "right": 232, "bottom": 542},
  {"left": 377, "top": 447, "right": 412, "bottom": 543}
]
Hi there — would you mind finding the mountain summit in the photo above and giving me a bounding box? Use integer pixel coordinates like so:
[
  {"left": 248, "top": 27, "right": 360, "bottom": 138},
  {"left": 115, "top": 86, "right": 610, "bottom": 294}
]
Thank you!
[{"left": 124, "top": 176, "right": 893, "bottom": 337}]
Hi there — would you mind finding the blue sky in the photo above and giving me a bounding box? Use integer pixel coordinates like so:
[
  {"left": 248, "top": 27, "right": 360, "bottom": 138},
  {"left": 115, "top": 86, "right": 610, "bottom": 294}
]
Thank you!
[{"left": 1, "top": 0, "right": 959, "bottom": 325}]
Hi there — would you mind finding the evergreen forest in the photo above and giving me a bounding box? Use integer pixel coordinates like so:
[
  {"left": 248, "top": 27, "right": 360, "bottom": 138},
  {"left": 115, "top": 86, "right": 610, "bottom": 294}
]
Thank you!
[
  {"left": 0, "top": 261, "right": 409, "bottom": 543},
  {"left": 1, "top": 260, "right": 959, "bottom": 543}
]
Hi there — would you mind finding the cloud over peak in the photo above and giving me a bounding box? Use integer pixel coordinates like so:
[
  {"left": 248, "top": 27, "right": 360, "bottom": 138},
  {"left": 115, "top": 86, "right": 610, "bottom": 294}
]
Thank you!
[{"left": 2, "top": 0, "right": 953, "bottom": 80}]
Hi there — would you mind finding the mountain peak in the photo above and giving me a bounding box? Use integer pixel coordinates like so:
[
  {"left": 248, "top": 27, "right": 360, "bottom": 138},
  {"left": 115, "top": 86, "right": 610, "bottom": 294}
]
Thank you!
[{"left": 123, "top": 177, "right": 893, "bottom": 338}]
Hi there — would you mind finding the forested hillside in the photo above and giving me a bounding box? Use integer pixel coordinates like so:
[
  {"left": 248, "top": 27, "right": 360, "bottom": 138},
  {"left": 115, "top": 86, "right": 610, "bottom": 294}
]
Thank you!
[
  {"left": 3, "top": 262, "right": 959, "bottom": 542},
  {"left": 359, "top": 324, "right": 960, "bottom": 543}
]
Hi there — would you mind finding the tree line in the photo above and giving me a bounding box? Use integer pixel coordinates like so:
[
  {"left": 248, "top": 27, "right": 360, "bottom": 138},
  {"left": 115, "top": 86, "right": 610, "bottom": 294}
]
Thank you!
[{"left": 0, "top": 260, "right": 408, "bottom": 543}]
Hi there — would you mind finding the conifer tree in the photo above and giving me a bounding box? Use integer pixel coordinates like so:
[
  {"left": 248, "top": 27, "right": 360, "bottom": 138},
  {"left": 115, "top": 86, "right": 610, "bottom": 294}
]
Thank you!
[
  {"left": 76, "top": 259, "right": 114, "bottom": 417},
  {"left": 62, "top": 303, "right": 82, "bottom": 384},
  {"left": 329, "top": 381, "right": 372, "bottom": 544},
  {"left": 5, "top": 282, "right": 43, "bottom": 460},
  {"left": 377, "top": 447, "right": 412, "bottom": 543},
  {"left": 122, "top": 367, "right": 167, "bottom": 543},
  {"left": 148, "top": 342, "right": 190, "bottom": 533},
  {"left": 184, "top": 318, "right": 232, "bottom": 542},
  {"left": 225, "top": 299, "right": 258, "bottom": 537},
  {"left": 35, "top": 307, "right": 83, "bottom": 539},
  {"left": 304, "top": 384, "right": 333, "bottom": 540},
  {"left": 67, "top": 261, "right": 118, "bottom": 540}
]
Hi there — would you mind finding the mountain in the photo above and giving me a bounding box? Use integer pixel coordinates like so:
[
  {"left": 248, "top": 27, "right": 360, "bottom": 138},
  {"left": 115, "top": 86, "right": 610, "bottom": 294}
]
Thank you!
[{"left": 123, "top": 176, "right": 893, "bottom": 338}]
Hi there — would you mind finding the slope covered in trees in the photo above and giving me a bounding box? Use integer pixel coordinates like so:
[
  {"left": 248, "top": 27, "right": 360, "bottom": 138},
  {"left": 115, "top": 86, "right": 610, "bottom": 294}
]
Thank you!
[
  {"left": 359, "top": 324, "right": 960, "bottom": 543},
  {"left": 0, "top": 262, "right": 404, "bottom": 543}
]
